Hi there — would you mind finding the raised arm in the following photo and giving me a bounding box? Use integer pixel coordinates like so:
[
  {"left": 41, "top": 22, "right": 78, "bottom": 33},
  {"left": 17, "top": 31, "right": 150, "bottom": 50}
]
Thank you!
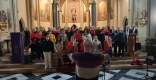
[{"left": 67, "top": 39, "right": 78, "bottom": 61}]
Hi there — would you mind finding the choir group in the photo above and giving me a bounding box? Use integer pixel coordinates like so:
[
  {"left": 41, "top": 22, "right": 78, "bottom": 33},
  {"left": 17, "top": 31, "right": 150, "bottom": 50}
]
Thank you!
[{"left": 23, "top": 25, "right": 138, "bottom": 69}]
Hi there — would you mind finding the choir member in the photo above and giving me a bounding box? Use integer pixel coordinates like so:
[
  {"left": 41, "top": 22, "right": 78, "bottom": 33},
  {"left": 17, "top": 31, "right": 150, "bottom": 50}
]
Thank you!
[
  {"left": 90, "top": 26, "right": 96, "bottom": 38},
  {"left": 66, "top": 27, "right": 72, "bottom": 41},
  {"left": 30, "top": 28, "right": 39, "bottom": 54},
  {"left": 124, "top": 25, "right": 131, "bottom": 52},
  {"left": 54, "top": 35, "right": 64, "bottom": 66},
  {"left": 117, "top": 29, "right": 127, "bottom": 57},
  {"left": 92, "top": 36, "right": 102, "bottom": 54},
  {"left": 60, "top": 29, "right": 68, "bottom": 50},
  {"left": 115, "top": 27, "right": 120, "bottom": 34},
  {"left": 49, "top": 31, "right": 56, "bottom": 43},
  {"left": 111, "top": 30, "right": 118, "bottom": 57},
  {"left": 24, "top": 27, "right": 30, "bottom": 52},
  {"left": 40, "top": 35, "right": 54, "bottom": 69},
  {"left": 36, "top": 31, "right": 45, "bottom": 60},
  {"left": 74, "top": 29, "right": 82, "bottom": 52},
  {"left": 83, "top": 28, "right": 92, "bottom": 40}
]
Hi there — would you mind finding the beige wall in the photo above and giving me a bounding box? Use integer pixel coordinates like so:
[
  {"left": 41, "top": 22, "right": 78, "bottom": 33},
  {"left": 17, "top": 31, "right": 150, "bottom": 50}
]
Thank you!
[{"left": 17, "top": 0, "right": 28, "bottom": 28}]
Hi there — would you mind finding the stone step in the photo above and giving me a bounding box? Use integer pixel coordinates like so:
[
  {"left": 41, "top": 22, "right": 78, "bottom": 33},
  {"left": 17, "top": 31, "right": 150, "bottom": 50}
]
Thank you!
[
  {"left": 111, "top": 56, "right": 146, "bottom": 61},
  {"left": 110, "top": 59, "right": 145, "bottom": 64}
]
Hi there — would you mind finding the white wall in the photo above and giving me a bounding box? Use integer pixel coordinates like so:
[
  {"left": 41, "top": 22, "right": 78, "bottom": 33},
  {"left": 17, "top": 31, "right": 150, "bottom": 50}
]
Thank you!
[
  {"left": 119, "top": 0, "right": 129, "bottom": 28},
  {"left": 17, "top": 0, "right": 28, "bottom": 28},
  {"left": 137, "top": 0, "right": 147, "bottom": 44}
]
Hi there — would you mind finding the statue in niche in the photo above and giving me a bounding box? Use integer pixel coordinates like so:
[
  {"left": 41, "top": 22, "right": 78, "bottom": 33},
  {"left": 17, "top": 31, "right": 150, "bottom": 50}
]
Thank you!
[
  {"left": 141, "top": 9, "right": 146, "bottom": 20},
  {"left": 71, "top": 5, "right": 77, "bottom": 22},
  {"left": 1, "top": 10, "right": 7, "bottom": 22}
]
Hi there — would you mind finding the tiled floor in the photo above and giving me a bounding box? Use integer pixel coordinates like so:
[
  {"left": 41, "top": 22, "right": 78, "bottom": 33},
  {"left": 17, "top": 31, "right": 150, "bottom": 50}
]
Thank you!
[{"left": 0, "top": 69, "right": 156, "bottom": 80}]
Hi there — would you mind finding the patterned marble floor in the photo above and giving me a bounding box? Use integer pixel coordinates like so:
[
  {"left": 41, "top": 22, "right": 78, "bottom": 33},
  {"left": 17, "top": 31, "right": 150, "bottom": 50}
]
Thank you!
[{"left": 0, "top": 69, "right": 156, "bottom": 80}]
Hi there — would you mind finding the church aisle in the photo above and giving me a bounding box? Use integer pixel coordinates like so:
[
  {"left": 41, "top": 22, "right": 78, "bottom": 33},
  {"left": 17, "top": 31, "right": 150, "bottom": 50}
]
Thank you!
[{"left": 0, "top": 69, "right": 155, "bottom": 80}]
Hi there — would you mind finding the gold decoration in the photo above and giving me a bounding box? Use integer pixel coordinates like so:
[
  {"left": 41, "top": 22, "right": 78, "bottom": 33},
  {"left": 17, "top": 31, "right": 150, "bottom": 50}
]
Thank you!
[
  {"left": 138, "top": 19, "right": 147, "bottom": 27},
  {"left": 0, "top": 22, "right": 7, "bottom": 31}
]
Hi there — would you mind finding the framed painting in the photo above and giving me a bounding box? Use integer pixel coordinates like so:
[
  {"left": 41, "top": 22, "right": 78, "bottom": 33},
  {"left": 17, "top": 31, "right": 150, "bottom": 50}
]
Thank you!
[
  {"left": 39, "top": 0, "right": 51, "bottom": 22},
  {"left": 98, "top": 0, "right": 107, "bottom": 21}
]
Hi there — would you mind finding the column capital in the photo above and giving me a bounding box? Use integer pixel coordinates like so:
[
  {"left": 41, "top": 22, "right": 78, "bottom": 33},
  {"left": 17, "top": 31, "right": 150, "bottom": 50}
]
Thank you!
[{"left": 90, "top": 0, "right": 96, "bottom": 4}]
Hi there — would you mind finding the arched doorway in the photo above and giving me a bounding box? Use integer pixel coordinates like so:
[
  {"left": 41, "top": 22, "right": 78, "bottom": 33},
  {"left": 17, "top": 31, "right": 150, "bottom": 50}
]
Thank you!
[{"left": 19, "top": 18, "right": 25, "bottom": 32}]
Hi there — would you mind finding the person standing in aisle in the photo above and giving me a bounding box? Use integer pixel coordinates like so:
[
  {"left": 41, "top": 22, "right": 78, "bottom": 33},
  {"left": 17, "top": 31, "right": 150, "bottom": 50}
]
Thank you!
[{"left": 41, "top": 35, "right": 54, "bottom": 69}]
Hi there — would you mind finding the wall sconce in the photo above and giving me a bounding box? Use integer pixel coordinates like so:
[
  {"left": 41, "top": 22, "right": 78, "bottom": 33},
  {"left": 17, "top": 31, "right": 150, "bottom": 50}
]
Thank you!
[{"left": 0, "top": 22, "right": 7, "bottom": 31}]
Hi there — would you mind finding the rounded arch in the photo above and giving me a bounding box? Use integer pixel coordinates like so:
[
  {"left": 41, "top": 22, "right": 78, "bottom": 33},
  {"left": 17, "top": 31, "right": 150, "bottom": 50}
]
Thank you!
[{"left": 19, "top": 17, "right": 25, "bottom": 32}]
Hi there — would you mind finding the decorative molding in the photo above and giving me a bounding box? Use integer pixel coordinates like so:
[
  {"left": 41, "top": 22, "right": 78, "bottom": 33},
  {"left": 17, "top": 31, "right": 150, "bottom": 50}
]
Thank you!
[{"left": 138, "top": 19, "right": 147, "bottom": 27}]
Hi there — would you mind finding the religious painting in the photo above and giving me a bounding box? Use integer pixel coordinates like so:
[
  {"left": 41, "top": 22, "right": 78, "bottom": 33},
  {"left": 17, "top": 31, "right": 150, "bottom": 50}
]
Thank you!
[
  {"left": 62, "top": 4, "right": 65, "bottom": 23},
  {"left": 98, "top": 0, "right": 107, "bottom": 21},
  {"left": 68, "top": 0, "right": 80, "bottom": 23},
  {"left": 32, "top": 0, "right": 37, "bottom": 21},
  {"left": 110, "top": 0, "right": 114, "bottom": 19},
  {"left": 39, "top": 0, "right": 51, "bottom": 22}
]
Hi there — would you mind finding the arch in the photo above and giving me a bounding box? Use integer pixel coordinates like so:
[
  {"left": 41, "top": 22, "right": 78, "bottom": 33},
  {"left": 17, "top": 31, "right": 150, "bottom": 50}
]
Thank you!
[
  {"left": 122, "top": 16, "right": 128, "bottom": 30},
  {"left": 19, "top": 17, "right": 25, "bottom": 32}
]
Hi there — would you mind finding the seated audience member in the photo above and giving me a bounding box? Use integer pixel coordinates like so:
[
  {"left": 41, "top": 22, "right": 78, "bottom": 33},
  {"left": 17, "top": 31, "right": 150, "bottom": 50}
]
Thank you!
[
  {"left": 68, "top": 39, "right": 111, "bottom": 80},
  {"left": 40, "top": 35, "right": 54, "bottom": 69},
  {"left": 36, "top": 31, "right": 45, "bottom": 60},
  {"left": 92, "top": 36, "right": 102, "bottom": 54},
  {"left": 30, "top": 28, "right": 39, "bottom": 54},
  {"left": 54, "top": 35, "right": 64, "bottom": 66}
]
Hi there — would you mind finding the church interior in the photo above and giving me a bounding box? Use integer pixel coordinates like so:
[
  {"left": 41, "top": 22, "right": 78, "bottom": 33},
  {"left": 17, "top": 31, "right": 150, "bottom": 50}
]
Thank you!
[{"left": 0, "top": 0, "right": 156, "bottom": 80}]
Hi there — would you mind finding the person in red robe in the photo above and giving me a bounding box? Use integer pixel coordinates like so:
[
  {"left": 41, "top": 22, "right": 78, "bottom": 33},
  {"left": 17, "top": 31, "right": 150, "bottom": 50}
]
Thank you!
[
  {"left": 74, "top": 29, "right": 82, "bottom": 52},
  {"left": 30, "top": 28, "right": 39, "bottom": 55}
]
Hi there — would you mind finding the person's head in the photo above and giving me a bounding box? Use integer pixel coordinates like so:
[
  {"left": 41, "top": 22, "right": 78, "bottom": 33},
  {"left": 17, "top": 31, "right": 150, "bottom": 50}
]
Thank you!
[
  {"left": 56, "top": 35, "right": 61, "bottom": 41},
  {"left": 117, "top": 26, "right": 120, "bottom": 30},
  {"left": 56, "top": 35, "right": 62, "bottom": 43},
  {"left": 84, "top": 29, "right": 89, "bottom": 34},
  {"left": 39, "top": 31, "right": 42, "bottom": 35},
  {"left": 93, "top": 36, "right": 98, "bottom": 41},
  {"left": 62, "top": 29, "right": 65, "bottom": 34},
  {"left": 46, "top": 35, "right": 50, "bottom": 41},
  {"left": 83, "top": 39, "right": 93, "bottom": 52},
  {"left": 49, "top": 31, "right": 52, "bottom": 34},
  {"left": 39, "top": 27, "right": 43, "bottom": 31},
  {"left": 126, "top": 25, "right": 129, "bottom": 30},
  {"left": 112, "top": 26, "right": 114, "bottom": 29},
  {"left": 24, "top": 27, "right": 27, "bottom": 31},
  {"left": 42, "top": 27, "right": 45, "bottom": 31},
  {"left": 48, "top": 27, "right": 51, "bottom": 30},
  {"left": 120, "top": 29, "right": 123, "bottom": 33},
  {"left": 36, "top": 27, "right": 38, "bottom": 31},
  {"left": 76, "top": 29, "right": 79, "bottom": 33},
  {"left": 32, "top": 28, "right": 36, "bottom": 32},
  {"left": 107, "top": 26, "right": 110, "bottom": 30},
  {"left": 132, "top": 25, "right": 135, "bottom": 29},
  {"left": 98, "top": 27, "right": 101, "bottom": 30}
]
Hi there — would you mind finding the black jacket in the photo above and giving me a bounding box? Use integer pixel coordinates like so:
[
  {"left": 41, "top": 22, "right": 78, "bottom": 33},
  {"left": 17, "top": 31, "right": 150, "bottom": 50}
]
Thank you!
[{"left": 41, "top": 39, "right": 54, "bottom": 52}]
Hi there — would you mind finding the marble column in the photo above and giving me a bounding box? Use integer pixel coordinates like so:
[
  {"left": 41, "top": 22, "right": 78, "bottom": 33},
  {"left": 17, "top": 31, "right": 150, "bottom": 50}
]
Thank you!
[
  {"left": 52, "top": 2, "right": 58, "bottom": 28},
  {"left": 91, "top": 1, "right": 96, "bottom": 27},
  {"left": 86, "top": 10, "right": 90, "bottom": 27}
]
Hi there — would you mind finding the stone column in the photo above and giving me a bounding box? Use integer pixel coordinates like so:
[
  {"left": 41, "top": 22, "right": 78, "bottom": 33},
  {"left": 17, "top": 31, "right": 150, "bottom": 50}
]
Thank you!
[
  {"left": 58, "top": 10, "right": 62, "bottom": 27},
  {"left": 86, "top": 10, "right": 90, "bottom": 27},
  {"left": 91, "top": 0, "right": 96, "bottom": 27},
  {"left": 147, "top": 0, "right": 151, "bottom": 37},
  {"left": 129, "top": 0, "right": 134, "bottom": 26},
  {"left": 52, "top": 1, "right": 58, "bottom": 28}
]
